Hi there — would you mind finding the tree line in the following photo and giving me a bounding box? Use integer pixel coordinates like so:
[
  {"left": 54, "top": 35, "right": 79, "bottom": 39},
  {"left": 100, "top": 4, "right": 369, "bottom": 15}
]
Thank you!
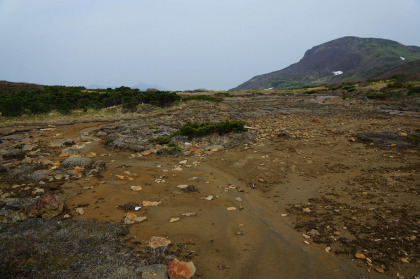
[{"left": 0, "top": 86, "right": 181, "bottom": 117}]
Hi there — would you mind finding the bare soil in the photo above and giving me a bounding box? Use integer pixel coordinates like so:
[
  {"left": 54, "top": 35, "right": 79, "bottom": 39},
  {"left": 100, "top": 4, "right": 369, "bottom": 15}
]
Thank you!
[{"left": 1, "top": 94, "right": 419, "bottom": 278}]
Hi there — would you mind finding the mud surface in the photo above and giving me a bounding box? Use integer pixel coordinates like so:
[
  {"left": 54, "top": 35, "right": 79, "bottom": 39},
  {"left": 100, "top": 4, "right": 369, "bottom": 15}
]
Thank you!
[{"left": 1, "top": 95, "right": 419, "bottom": 278}]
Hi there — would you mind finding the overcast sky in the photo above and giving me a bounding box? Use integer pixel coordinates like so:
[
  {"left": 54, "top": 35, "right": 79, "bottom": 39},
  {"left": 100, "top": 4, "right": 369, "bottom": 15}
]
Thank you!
[{"left": 1, "top": 0, "right": 419, "bottom": 90}]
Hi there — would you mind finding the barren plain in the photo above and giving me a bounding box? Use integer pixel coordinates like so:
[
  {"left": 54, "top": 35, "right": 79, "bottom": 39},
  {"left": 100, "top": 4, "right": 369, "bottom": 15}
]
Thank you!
[{"left": 1, "top": 92, "right": 419, "bottom": 278}]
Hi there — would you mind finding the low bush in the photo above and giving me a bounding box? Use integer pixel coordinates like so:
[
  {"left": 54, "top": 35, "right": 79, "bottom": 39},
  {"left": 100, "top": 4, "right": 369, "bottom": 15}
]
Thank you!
[
  {"left": 0, "top": 219, "right": 138, "bottom": 278},
  {"left": 0, "top": 86, "right": 181, "bottom": 117},
  {"left": 178, "top": 121, "right": 246, "bottom": 139}
]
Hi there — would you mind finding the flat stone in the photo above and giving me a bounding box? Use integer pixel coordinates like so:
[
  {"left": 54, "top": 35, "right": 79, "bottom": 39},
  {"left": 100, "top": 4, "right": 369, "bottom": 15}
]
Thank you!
[
  {"left": 181, "top": 212, "right": 196, "bottom": 217},
  {"left": 149, "top": 236, "right": 171, "bottom": 249},
  {"left": 130, "top": 186, "right": 143, "bottom": 192},
  {"left": 62, "top": 157, "right": 94, "bottom": 168},
  {"left": 49, "top": 138, "right": 75, "bottom": 148},
  {"left": 170, "top": 217, "right": 180, "bottom": 223},
  {"left": 124, "top": 213, "right": 147, "bottom": 224},
  {"left": 143, "top": 201, "right": 161, "bottom": 207}
]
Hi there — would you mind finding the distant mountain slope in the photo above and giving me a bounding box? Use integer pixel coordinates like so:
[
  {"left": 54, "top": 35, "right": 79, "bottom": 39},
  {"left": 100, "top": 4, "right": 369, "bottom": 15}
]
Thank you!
[
  {"left": 0, "top": 81, "right": 43, "bottom": 95},
  {"left": 232, "top": 36, "right": 420, "bottom": 90}
]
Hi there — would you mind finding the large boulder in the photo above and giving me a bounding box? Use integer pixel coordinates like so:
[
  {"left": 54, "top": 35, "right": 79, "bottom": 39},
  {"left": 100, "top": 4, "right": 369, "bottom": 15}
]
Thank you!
[
  {"left": 62, "top": 157, "right": 95, "bottom": 169},
  {"left": 0, "top": 194, "right": 64, "bottom": 223},
  {"left": 28, "top": 194, "right": 64, "bottom": 218},
  {"left": 167, "top": 258, "right": 196, "bottom": 279}
]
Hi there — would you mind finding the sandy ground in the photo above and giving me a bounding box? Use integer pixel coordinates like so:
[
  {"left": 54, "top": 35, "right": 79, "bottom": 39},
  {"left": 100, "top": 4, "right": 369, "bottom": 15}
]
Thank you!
[{"left": 1, "top": 94, "right": 419, "bottom": 278}]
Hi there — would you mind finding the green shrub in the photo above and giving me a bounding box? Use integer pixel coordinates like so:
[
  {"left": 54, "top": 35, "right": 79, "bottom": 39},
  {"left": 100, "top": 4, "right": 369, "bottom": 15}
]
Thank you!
[
  {"left": 149, "top": 136, "right": 172, "bottom": 145},
  {"left": 178, "top": 121, "right": 246, "bottom": 139},
  {"left": 407, "top": 86, "right": 420, "bottom": 95},
  {"left": 364, "top": 92, "right": 392, "bottom": 100},
  {"left": 386, "top": 82, "right": 403, "bottom": 88},
  {"left": 168, "top": 142, "right": 181, "bottom": 151}
]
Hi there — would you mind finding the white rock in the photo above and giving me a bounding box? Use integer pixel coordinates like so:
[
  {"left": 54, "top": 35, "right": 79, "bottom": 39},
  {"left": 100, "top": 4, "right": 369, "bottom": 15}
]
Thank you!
[
  {"left": 75, "top": 208, "right": 84, "bottom": 215},
  {"left": 130, "top": 186, "right": 143, "bottom": 192}
]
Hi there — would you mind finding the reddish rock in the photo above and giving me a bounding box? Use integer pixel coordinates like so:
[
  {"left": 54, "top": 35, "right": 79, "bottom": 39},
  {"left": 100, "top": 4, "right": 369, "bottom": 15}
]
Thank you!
[
  {"left": 28, "top": 194, "right": 64, "bottom": 218},
  {"left": 167, "top": 258, "right": 196, "bottom": 279}
]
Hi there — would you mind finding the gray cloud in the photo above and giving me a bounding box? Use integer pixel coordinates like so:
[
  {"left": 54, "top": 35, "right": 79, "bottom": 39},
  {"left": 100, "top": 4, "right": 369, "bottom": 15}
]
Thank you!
[{"left": 1, "top": 0, "right": 419, "bottom": 90}]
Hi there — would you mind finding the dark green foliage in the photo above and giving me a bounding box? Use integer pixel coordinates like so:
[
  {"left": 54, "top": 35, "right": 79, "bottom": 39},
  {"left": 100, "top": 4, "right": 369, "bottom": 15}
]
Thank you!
[
  {"left": 178, "top": 121, "right": 246, "bottom": 139},
  {"left": 149, "top": 121, "right": 247, "bottom": 144},
  {"left": 0, "top": 86, "right": 181, "bottom": 117},
  {"left": 364, "top": 92, "right": 393, "bottom": 99},
  {"left": 168, "top": 142, "right": 182, "bottom": 151},
  {"left": 386, "top": 82, "right": 404, "bottom": 88},
  {"left": 404, "top": 133, "right": 420, "bottom": 144},
  {"left": 149, "top": 136, "right": 172, "bottom": 145},
  {"left": 182, "top": 95, "right": 223, "bottom": 102},
  {"left": 406, "top": 85, "right": 420, "bottom": 95}
]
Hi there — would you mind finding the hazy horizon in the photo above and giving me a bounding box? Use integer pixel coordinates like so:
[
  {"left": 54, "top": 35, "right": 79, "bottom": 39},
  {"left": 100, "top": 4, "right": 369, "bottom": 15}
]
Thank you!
[{"left": 1, "top": 0, "right": 420, "bottom": 91}]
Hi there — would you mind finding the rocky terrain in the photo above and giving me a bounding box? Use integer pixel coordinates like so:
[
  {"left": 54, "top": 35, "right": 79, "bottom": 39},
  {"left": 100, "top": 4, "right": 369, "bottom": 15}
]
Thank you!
[{"left": 0, "top": 92, "right": 419, "bottom": 278}]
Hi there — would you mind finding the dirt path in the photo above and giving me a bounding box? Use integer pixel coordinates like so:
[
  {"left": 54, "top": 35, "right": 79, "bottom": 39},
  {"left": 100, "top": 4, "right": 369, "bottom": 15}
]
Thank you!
[{"left": 1, "top": 95, "right": 419, "bottom": 278}]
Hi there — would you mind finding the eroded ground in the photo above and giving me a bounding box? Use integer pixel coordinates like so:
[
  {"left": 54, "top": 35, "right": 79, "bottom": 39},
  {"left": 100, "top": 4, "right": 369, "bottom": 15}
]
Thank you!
[{"left": 1, "top": 94, "right": 419, "bottom": 278}]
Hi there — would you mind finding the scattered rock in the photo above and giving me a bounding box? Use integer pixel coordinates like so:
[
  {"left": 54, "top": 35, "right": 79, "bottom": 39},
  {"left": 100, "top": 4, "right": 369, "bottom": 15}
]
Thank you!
[
  {"left": 203, "top": 195, "right": 213, "bottom": 201},
  {"left": 302, "top": 208, "right": 311, "bottom": 213},
  {"left": 182, "top": 212, "right": 196, "bottom": 217},
  {"left": 49, "top": 138, "right": 74, "bottom": 148},
  {"left": 149, "top": 236, "right": 172, "bottom": 249},
  {"left": 143, "top": 201, "right": 161, "bottom": 207},
  {"left": 137, "top": 264, "right": 168, "bottom": 279},
  {"left": 355, "top": 253, "right": 366, "bottom": 259},
  {"left": 167, "top": 258, "right": 196, "bottom": 279},
  {"left": 28, "top": 194, "right": 64, "bottom": 218},
  {"left": 87, "top": 152, "right": 97, "bottom": 158},
  {"left": 2, "top": 149, "right": 25, "bottom": 160},
  {"left": 227, "top": 207, "right": 237, "bottom": 211},
  {"left": 62, "top": 157, "right": 95, "bottom": 169},
  {"left": 375, "top": 267, "right": 384, "bottom": 273},
  {"left": 130, "top": 186, "right": 143, "bottom": 192},
  {"left": 170, "top": 217, "right": 180, "bottom": 223},
  {"left": 178, "top": 185, "right": 197, "bottom": 192},
  {"left": 32, "top": 188, "right": 44, "bottom": 195},
  {"left": 124, "top": 212, "right": 147, "bottom": 224},
  {"left": 75, "top": 208, "right": 85, "bottom": 215},
  {"left": 307, "top": 229, "right": 320, "bottom": 236}
]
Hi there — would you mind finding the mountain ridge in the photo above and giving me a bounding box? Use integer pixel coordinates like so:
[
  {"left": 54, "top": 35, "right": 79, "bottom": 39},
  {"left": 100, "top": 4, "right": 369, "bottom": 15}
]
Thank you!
[{"left": 232, "top": 36, "right": 420, "bottom": 90}]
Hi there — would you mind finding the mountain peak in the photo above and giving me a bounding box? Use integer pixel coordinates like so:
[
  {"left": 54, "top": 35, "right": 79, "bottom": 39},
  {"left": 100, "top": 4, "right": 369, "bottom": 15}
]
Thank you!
[{"left": 233, "top": 36, "right": 420, "bottom": 90}]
